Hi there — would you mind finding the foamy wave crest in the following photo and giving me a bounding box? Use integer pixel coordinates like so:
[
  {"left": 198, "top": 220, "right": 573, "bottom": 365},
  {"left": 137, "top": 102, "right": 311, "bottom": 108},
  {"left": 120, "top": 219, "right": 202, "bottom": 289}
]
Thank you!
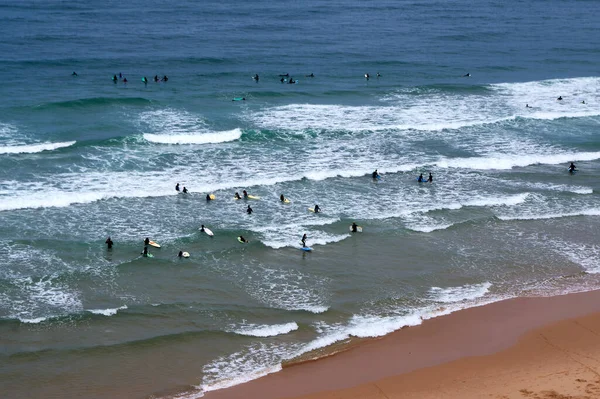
[
  {"left": 0, "top": 141, "right": 76, "bottom": 154},
  {"left": 261, "top": 229, "right": 347, "bottom": 250},
  {"left": 233, "top": 322, "right": 299, "bottom": 337},
  {"left": 429, "top": 282, "right": 492, "bottom": 303},
  {"left": 86, "top": 305, "right": 128, "bottom": 316},
  {"left": 497, "top": 208, "right": 600, "bottom": 221},
  {"left": 143, "top": 128, "right": 242, "bottom": 144},
  {"left": 436, "top": 151, "right": 600, "bottom": 170}
]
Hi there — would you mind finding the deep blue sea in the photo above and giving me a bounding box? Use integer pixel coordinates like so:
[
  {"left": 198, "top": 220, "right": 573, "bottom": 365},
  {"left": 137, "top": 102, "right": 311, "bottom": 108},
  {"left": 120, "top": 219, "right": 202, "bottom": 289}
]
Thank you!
[{"left": 1, "top": 0, "right": 600, "bottom": 398}]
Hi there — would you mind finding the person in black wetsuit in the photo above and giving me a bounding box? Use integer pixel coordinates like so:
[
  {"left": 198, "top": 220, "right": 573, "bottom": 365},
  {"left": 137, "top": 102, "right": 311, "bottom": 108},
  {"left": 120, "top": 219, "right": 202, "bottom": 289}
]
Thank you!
[
  {"left": 301, "top": 233, "right": 307, "bottom": 247},
  {"left": 144, "top": 237, "right": 150, "bottom": 246},
  {"left": 557, "top": 96, "right": 563, "bottom": 101},
  {"left": 372, "top": 169, "right": 379, "bottom": 179},
  {"left": 182, "top": 186, "right": 188, "bottom": 193},
  {"left": 206, "top": 194, "right": 212, "bottom": 201},
  {"left": 243, "top": 190, "right": 248, "bottom": 199},
  {"left": 314, "top": 204, "right": 321, "bottom": 213},
  {"left": 175, "top": 183, "right": 180, "bottom": 192},
  {"left": 247, "top": 205, "right": 253, "bottom": 214},
  {"left": 142, "top": 246, "right": 149, "bottom": 256},
  {"left": 253, "top": 74, "right": 259, "bottom": 82},
  {"left": 280, "top": 194, "right": 286, "bottom": 202},
  {"left": 72, "top": 71, "right": 78, "bottom": 77},
  {"left": 351, "top": 223, "right": 358, "bottom": 233},
  {"left": 569, "top": 162, "right": 577, "bottom": 173},
  {"left": 112, "top": 74, "right": 118, "bottom": 83},
  {"left": 154, "top": 75, "right": 159, "bottom": 82},
  {"left": 142, "top": 77, "right": 148, "bottom": 85},
  {"left": 162, "top": 75, "right": 168, "bottom": 82},
  {"left": 428, "top": 172, "right": 433, "bottom": 183},
  {"left": 418, "top": 174, "right": 424, "bottom": 182},
  {"left": 234, "top": 192, "right": 242, "bottom": 199},
  {"left": 105, "top": 236, "right": 113, "bottom": 249}
]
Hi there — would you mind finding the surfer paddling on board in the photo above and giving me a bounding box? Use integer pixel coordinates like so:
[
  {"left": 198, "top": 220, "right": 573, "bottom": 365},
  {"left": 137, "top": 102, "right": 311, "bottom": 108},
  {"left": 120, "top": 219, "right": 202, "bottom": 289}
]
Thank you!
[
  {"left": 351, "top": 223, "right": 358, "bottom": 233},
  {"left": 200, "top": 224, "right": 206, "bottom": 232},
  {"left": 569, "top": 162, "right": 577, "bottom": 173},
  {"left": 234, "top": 192, "right": 242, "bottom": 200},
  {"left": 239, "top": 235, "right": 247, "bottom": 243},
  {"left": 314, "top": 204, "right": 321, "bottom": 213},
  {"left": 301, "top": 234, "right": 308, "bottom": 247},
  {"left": 280, "top": 194, "right": 286, "bottom": 202},
  {"left": 243, "top": 190, "right": 248, "bottom": 199}
]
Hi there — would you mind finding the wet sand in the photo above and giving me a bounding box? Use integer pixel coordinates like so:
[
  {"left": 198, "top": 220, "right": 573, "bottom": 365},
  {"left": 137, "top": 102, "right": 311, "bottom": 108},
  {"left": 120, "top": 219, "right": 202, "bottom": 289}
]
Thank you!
[{"left": 205, "top": 290, "right": 600, "bottom": 399}]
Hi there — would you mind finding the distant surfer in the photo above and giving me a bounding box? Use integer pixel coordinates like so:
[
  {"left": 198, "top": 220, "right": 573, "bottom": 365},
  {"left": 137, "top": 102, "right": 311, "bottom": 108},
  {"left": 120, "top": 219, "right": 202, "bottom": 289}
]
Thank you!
[
  {"left": 428, "top": 172, "right": 433, "bottom": 183},
  {"left": 206, "top": 194, "right": 212, "bottom": 201},
  {"left": 557, "top": 96, "right": 563, "bottom": 101},
  {"left": 582, "top": 100, "right": 586, "bottom": 104},
  {"left": 72, "top": 71, "right": 78, "bottom": 77},
  {"left": 142, "top": 246, "right": 149, "bottom": 257},
  {"left": 123, "top": 77, "right": 128, "bottom": 83},
  {"left": 280, "top": 77, "right": 285, "bottom": 83},
  {"left": 247, "top": 205, "right": 253, "bottom": 214},
  {"left": 253, "top": 74, "right": 259, "bottom": 82},
  {"left": 182, "top": 186, "right": 188, "bottom": 194},
  {"left": 200, "top": 224, "right": 205, "bottom": 232},
  {"left": 306, "top": 73, "right": 314, "bottom": 78},
  {"left": 418, "top": 173, "right": 424, "bottom": 182},
  {"left": 314, "top": 204, "right": 321, "bottom": 213},
  {"left": 365, "top": 73, "right": 370, "bottom": 80},
  {"left": 526, "top": 104, "right": 531, "bottom": 108},
  {"left": 280, "top": 194, "right": 286, "bottom": 202},
  {"left": 119, "top": 73, "right": 122, "bottom": 79},
  {"left": 243, "top": 190, "right": 248, "bottom": 199},
  {"left": 142, "top": 77, "right": 148, "bottom": 85},
  {"left": 175, "top": 183, "right": 180, "bottom": 192},
  {"left": 238, "top": 235, "right": 247, "bottom": 243},
  {"left": 301, "top": 233, "right": 308, "bottom": 247},
  {"left": 105, "top": 236, "right": 113, "bottom": 249},
  {"left": 112, "top": 74, "right": 118, "bottom": 83},
  {"left": 372, "top": 169, "right": 379, "bottom": 179},
  {"left": 568, "top": 162, "right": 577, "bottom": 173},
  {"left": 178, "top": 251, "right": 183, "bottom": 258},
  {"left": 144, "top": 237, "right": 150, "bottom": 246},
  {"left": 376, "top": 72, "right": 381, "bottom": 78},
  {"left": 162, "top": 75, "right": 168, "bottom": 82},
  {"left": 463, "top": 73, "right": 471, "bottom": 77},
  {"left": 351, "top": 223, "right": 358, "bottom": 233},
  {"left": 154, "top": 75, "right": 159, "bottom": 82},
  {"left": 289, "top": 78, "right": 296, "bottom": 84},
  {"left": 234, "top": 192, "right": 242, "bottom": 200},
  {"left": 232, "top": 97, "right": 246, "bottom": 101}
]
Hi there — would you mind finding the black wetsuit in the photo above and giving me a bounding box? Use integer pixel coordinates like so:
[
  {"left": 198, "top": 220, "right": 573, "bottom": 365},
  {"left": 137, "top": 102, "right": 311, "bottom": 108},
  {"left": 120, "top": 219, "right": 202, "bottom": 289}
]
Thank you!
[{"left": 105, "top": 238, "right": 113, "bottom": 249}]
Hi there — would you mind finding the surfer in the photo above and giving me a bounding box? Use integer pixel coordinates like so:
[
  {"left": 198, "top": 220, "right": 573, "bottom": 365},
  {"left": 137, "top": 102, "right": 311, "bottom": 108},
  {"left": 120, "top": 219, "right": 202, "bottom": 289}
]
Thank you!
[
  {"left": 123, "top": 77, "right": 128, "bottom": 83},
  {"left": 112, "top": 74, "right": 118, "bottom": 83},
  {"left": 144, "top": 237, "right": 150, "bottom": 246},
  {"left": 557, "top": 96, "right": 563, "bottom": 101},
  {"left": 569, "top": 162, "right": 577, "bottom": 173},
  {"left": 376, "top": 72, "right": 381, "bottom": 78},
  {"left": 72, "top": 71, "right": 78, "bottom": 77},
  {"left": 183, "top": 186, "right": 188, "bottom": 194},
  {"left": 418, "top": 173, "right": 424, "bottom": 182},
  {"left": 365, "top": 73, "right": 370, "bottom": 80},
  {"left": 119, "top": 73, "right": 122, "bottom": 79},
  {"left": 428, "top": 172, "right": 433, "bottom": 183},
  {"left": 314, "top": 204, "right": 321, "bottom": 213},
  {"left": 178, "top": 251, "right": 183, "bottom": 258},
  {"left": 142, "top": 77, "right": 148, "bottom": 85},
  {"left": 351, "top": 223, "right": 358, "bottom": 233},
  {"left": 289, "top": 78, "right": 295, "bottom": 84},
  {"left": 175, "top": 183, "right": 180, "bottom": 192},
  {"left": 280, "top": 77, "right": 285, "bottom": 83},
  {"left": 206, "top": 194, "right": 212, "bottom": 201},
  {"left": 253, "top": 74, "right": 259, "bottom": 81},
  {"left": 239, "top": 235, "right": 247, "bottom": 243},
  {"left": 247, "top": 205, "right": 253, "bottom": 214},
  {"left": 306, "top": 73, "right": 314, "bottom": 78},
  {"left": 463, "top": 73, "right": 471, "bottom": 77},
  {"left": 162, "top": 75, "right": 168, "bottom": 82},
  {"left": 243, "top": 190, "right": 248, "bottom": 199},
  {"left": 200, "top": 225, "right": 206, "bottom": 232},
  {"left": 154, "top": 75, "right": 159, "bottom": 82},
  {"left": 280, "top": 194, "right": 286, "bottom": 202},
  {"left": 142, "top": 246, "right": 149, "bottom": 257},
  {"left": 582, "top": 100, "right": 586, "bottom": 104},
  {"left": 105, "top": 236, "right": 113, "bottom": 249},
  {"left": 372, "top": 169, "right": 379, "bottom": 179},
  {"left": 526, "top": 104, "right": 531, "bottom": 108},
  {"left": 234, "top": 192, "right": 242, "bottom": 200},
  {"left": 301, "top": 233, "right": 307, "bottom": 247}
]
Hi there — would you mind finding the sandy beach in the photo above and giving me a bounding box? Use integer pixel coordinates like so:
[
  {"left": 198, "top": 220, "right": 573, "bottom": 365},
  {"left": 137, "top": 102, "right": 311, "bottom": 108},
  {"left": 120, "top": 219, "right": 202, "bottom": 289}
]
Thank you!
[{"left": 205, "top": 290, "right": 600, "bottom": 399}]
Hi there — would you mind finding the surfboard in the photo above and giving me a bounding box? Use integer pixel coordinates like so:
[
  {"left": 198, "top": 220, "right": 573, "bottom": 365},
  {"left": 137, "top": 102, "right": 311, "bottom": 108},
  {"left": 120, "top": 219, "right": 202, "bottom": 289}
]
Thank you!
[
  {"left": 208, "top": 194, "right": 216, "bottom": 200},
  {"left": 148, "top": 241, "right": 160, "bottom": 248},
  {"left": 283, "top": 198, "right": 291, "bottom": 204},
  {"left": 308, "top": 208, "right": 315, "bottom": 213},
  {"left": 237, "top": 236, "right": 247, "bottom": 244},
  {"left": 349, "top": 226, "right": 363, "bottom": 233},
  {"left": 202, "top": 227, "right": 214, "bottom": 237},
  {"left": 182, "top": 252, "right": 190, "bottom": 258},
  {"left": 300, "top": 246, "right": 313, "bottom": 252},
  {"left": 247, "top": 195, "right": 261, "bottom": 200}
]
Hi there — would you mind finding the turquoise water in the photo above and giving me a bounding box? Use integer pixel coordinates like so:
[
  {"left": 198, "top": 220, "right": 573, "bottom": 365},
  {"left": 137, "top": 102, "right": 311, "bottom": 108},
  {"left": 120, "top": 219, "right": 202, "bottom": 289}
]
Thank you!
[{"left": 1, "top": 0, "right": 600, "bottom": 397}]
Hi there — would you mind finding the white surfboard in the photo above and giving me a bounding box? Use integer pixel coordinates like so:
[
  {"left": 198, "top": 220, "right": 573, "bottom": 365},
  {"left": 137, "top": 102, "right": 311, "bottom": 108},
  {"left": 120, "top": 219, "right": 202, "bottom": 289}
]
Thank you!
[
  {"left": 148, "top": 240, "right": 161, "bottom": 248},
  {"left": 182, "top": 251, "right": 190, "bottom": 258},
  {"left": 202, "top": 227, "right": 214, "bottom": 237},
  {"left": 349, "top": 226, "right": 363, "bottom": 233}
]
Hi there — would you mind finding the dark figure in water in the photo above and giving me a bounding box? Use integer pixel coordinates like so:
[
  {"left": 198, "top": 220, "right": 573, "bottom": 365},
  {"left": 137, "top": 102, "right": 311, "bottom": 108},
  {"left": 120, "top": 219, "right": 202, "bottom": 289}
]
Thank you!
[
  {"left": 280, "top": 77, "right": 285, "bottom": 83},
  {"left": 351, "top": 222, "right": 358, "bottom": 233},
  {"left": 301, "top": 233, "right": 307, "bottom": 247},
  {"left": 123, "top": 77, "right": 128, "bottom": 83},
  {"left": 182, "top": 186, "right": 188, "bottom": 194},
  {"left": 526, "top": 104, "right": 531, "bottom": 108},
  {"left": 206, "top": 194, "right": 212, "bottom": 201},
  {"left": 418, "top": 174, "right": 424, "bottom": 182},
  {"left": 306, "top": 73, "right": 314, "bottom": 78},
  {"left": 280, "top": 194, "right": 285, "bottom": 202},
  {"left": 154, "top": 75, "right": 159, "bottom": 82},
  {"left": 372, "top": 169, "right": 379, "bottom": 179},
  {"left": 253, "top": 74, "right": 259, "bottom": 81},
  {"left": 112, "top": 74, "right": 118, "bottom": 83},
  {"left": 144, "top": 237, "right": 150, "bottom": 246},
  {"left": 178, "top": 251, "right": 183, "bottom": 257},
  {"left": 247, "top": 205, "right": 253, "bottom": 214},
  {"left": 289, "top": 78, "right": 295, "bottom": 84},
  {"left": 243, "top": 190, "right": 248, "bottom": 199},
  {"left": 234, "top": 192, "right": 242, "bottom": 200},
  {"left": 314, "top": 204, "right": 321, "bottom": 213},
  {"left": 72, "top": 71, "right": 78, "bottom": 77},
  {"left": 428, "top": 172, "right": 433, "bottom": 183},
  {"left": 105, "top": 236, "right": 113, "bottom": 249},
  {"left": 162, "top": 75, "right": 168, "bottom": 82},
  {"left": 142, "top": 77, "right": 148, "bottom": 85},
  {"left": 142, "top": 246, "right": 149, "bottom": 256},
  {"left": 376, "top": 72, "right": 381, "bottom": 78},
  {"left": 569, "top": 162, "right": 577, "bottom": 173},
  {"left": 175, "top": 183, "right": 180, "bottom": 192},
  {"left": 239, "top": 235, "right": 247, "bottom": 243},
  {"left": 463, "top": 73, "right": 471, "bottom": 77},
  {"left": 200, "top": 224, "right": 205, "bottom": 232},
  {"left": 119, "top": 73, "right": 122, "bottom": 79},
  {"left": 365, "top": 73, "right": 370, "bottom": 80},
  {"left": 557, "top": 96, "right": 563, "bottom": 101}
]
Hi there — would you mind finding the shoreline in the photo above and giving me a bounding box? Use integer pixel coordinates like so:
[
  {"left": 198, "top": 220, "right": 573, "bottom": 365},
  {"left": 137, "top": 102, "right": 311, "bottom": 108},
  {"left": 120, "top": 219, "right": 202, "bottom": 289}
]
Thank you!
[{"left": 203, "top": 289, "right": 600, "bottom": 399}]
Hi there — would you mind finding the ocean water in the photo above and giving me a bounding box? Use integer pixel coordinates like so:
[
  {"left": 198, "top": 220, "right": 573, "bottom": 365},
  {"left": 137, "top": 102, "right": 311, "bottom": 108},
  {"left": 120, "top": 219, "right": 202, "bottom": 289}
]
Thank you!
[{"left": 1, "top": 0, "right": 600, "bottom": 397}]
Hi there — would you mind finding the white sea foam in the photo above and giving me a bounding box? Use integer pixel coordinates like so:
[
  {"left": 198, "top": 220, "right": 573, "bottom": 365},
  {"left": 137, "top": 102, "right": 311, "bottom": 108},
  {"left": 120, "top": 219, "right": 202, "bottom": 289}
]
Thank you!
[
  {"left": 143, "top": 128, "right": 242, "bottom": 144},
  {"left": 0, "top": 141, "right": 76, "bottom": 154},
  {"left": 86, "top": 305, "right": 128, "bottom": 316},
  {"left": 497, "top": 208, "right": 600, "bottom": 221},
  {"left": 429, "top": 282, "right": 492, "bottom": 303},
  {"left": 435, "top": 151, "right": 600, "bottom": 170},
  {"left": 233, "top": 322, "right": 299, "bottom": 337}
]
